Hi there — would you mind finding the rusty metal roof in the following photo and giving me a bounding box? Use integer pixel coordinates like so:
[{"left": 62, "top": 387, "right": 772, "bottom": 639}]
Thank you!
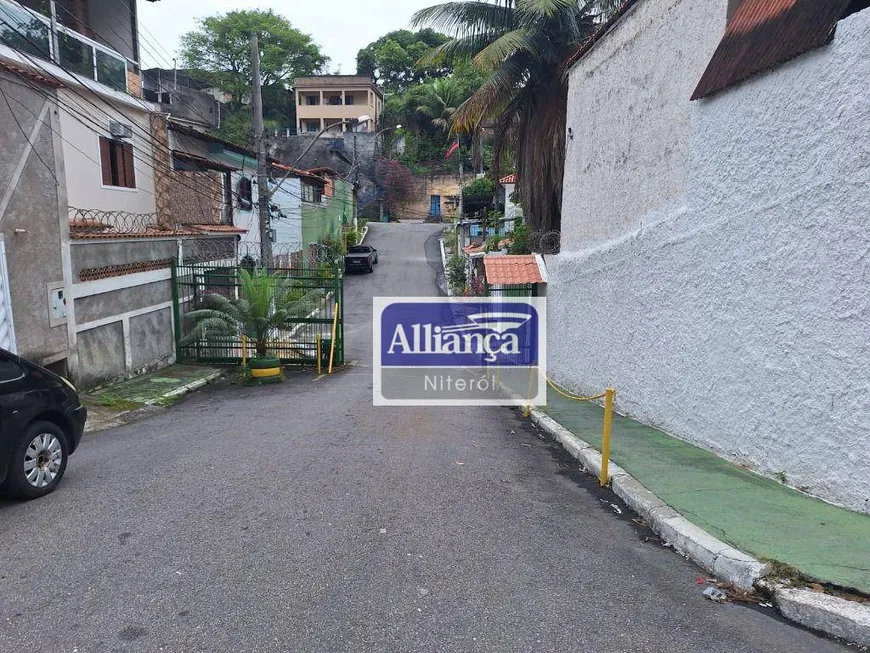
[
  {"left": 483, "top": 255, "right": 544, "bottom": 285},
  {"left": 692, "top": 0, "right": 852, "bottom": 100}
]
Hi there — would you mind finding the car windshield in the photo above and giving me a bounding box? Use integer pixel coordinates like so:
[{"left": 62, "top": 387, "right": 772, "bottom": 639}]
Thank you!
[{"left": 348, "top": 246, "right": 370, "bottom": 253}]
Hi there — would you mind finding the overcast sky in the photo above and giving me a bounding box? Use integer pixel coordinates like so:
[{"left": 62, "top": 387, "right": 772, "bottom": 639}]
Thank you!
[{"left": 138, "top": 0, "right": 439, "bottom": 74}]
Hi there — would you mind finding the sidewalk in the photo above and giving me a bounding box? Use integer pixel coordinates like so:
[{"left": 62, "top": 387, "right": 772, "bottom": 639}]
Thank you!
[
  {"left": 82, "top": 365, "right": 223, "bottom": 433},
  {"left": 544, "top": 392, "right": 870, "bottom": 595}
]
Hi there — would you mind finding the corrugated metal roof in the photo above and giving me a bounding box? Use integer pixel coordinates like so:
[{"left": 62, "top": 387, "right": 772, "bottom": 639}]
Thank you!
[
  {"left": 692, "top": 0, "right": 852, "bottom": 100},
  {"left": 483, "top": 255, "right": 544, "bottom": 285}
]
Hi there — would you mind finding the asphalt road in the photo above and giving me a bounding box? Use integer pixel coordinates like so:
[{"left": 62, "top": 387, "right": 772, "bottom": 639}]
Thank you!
[{"left": 0, "top": 222, "right": 849, "bottom": 652}]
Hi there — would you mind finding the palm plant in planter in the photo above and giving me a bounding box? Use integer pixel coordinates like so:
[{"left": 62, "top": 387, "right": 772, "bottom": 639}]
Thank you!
[{"left": 181, "top": 268, "right": 324, "bottom": 382}]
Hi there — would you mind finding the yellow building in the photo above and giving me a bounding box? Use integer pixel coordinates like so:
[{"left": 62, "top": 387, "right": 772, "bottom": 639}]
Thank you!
[{"left": 294, "top": 76, "right": 383, "bottom": 134}]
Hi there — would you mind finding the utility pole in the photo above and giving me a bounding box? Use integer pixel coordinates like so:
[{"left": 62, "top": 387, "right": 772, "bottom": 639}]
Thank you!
[
  {"left": 457, "top": 151, "right": 464, "bottom": 249},
  {"left": 250, "top": 33, "right": 272, "bottom": 264}
]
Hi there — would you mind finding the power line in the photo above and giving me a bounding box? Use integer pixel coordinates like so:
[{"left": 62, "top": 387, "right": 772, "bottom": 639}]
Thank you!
[{"left": 0, "top": 84, "right": 59, "bottom": 186}]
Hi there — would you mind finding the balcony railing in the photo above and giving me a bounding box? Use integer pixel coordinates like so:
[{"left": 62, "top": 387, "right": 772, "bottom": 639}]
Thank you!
[{"left": 0, "top": 0, "right": 128, "bottom": 92}]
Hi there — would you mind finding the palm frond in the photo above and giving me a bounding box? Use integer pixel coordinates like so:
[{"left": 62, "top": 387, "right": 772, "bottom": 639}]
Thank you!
[
  {"left": 473, "top": 29, "right": 537, "bottom": 69},
  {"left": 412, "top": 2, "right": 515, "bottom": 37}
]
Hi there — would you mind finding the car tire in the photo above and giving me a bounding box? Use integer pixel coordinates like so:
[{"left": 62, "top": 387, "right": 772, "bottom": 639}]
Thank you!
[{"left": 1, "top": 421, "right": 69, "bottom": 500}]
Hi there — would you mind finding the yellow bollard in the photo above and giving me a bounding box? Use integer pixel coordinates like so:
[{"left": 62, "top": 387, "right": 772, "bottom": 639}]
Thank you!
[
  {"left": 600, "top": 388, "right": 616, "bottom": 487},
  {"left": 328, "top": 302, "right": 339, "bottom": 374},
  {"left": 316, "top": 333, "right": 322, "bottom": 375},
  {"left": 241, "top": 334, "right": 248, "bottom": 368}
]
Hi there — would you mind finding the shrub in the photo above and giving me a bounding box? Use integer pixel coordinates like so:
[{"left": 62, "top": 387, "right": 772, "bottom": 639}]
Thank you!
[{"left": 447, "top": 254, "right": 467, "bottom": 294}]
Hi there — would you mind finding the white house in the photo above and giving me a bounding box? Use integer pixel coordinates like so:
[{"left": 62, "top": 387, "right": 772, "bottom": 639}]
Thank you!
[{"left": 550, "top": 0, "right": 870, "bottom": 514}]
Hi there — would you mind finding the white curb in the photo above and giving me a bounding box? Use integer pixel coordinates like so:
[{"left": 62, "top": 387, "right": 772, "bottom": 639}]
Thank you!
[
  {"left": 526, "top": 407, "right": 870, "bottom": 644},
  {"left": 439, "top": 238, "right": 454, "bottom": 297},
  {"left": 146, "top": 371, "right": 223, "bottom": 404},
  {"left": 769, "top": 585, "right": 870, "bottom": 646}
]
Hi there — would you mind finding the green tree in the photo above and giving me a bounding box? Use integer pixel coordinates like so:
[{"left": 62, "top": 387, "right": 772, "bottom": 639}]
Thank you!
[
  {"left": 413, "top": 0, "right": 618, "bottom": 235},
  {"left": 356, "top": 29, "right": 449, "bottom": 93},
  {"left": 180, "top": 10, "right": 327, "bottom": 142},
  {"left": 181, "top": 269, "right": 323, "bottom": 359}
]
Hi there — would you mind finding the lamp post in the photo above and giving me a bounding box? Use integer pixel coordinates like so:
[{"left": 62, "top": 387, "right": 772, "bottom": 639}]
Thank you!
[
  {"left": 375, "top": 124, "right": 402, "bottom": 160},
  {"left": 269, "top": 115, "right": 372, "bottom": 200}
]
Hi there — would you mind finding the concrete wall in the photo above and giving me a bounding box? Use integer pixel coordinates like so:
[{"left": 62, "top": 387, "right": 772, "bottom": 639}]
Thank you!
[
  {"left": 0, "top": 71, "right": 70, "bottom": 365},
  {"left": 404, "top": 173, "right": 461, "bottom": 221},
  {"left": 561, "top": 0, "right": 726, "bottom": 251},
  {"left": 550, "top": 8, "right": 870, "bottom": 513},
  {"left": 59, "top": 87, "right": 157, "bottom": 217},
  {"left": 271, "top": 176, "right": 303, "bottom": 258}
]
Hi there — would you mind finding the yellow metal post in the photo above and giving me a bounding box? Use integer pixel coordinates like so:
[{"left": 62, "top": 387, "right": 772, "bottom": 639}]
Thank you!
[
  {"left": 600, "top": 388, "right": 615, "bottom": 487},
  {"left": 316, "top": 334, "right": 322, "bottom": 375},
  {"left": 241, "top": 335, "right": 248, "bottom": 368},
  {"left": 328, "top": 302, "right": 339, "bottom": 374}
]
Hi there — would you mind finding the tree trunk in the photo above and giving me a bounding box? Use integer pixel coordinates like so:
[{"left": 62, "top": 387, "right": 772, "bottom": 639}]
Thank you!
[{"left": 256, "top": 340, "right": 268, "bottom": 358}]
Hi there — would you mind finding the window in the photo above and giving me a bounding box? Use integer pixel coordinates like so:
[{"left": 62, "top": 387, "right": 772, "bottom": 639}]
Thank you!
[
  {"left": 99, "top": 137, "right": 135, "bottom": 188},
  {"left": 328, "top": 96, "right": 342, "bottom": 106},
  {"left": 306, "top": 95, "right": 319, "bottom": 106},
  {"left": 306, "top": 121, "right": 318, "bottom": 133},
  {"left": 237, "top": 176, "right": 253, "bottom": 210},
  {"left": 302, "top": 182, "right": 322, "bottom": 203},
  {"left": 0, "top": 352, "right": 23, "bottom": 384},
  {"left": 345, "top": 95, "right": 354, "bottom": 106}
]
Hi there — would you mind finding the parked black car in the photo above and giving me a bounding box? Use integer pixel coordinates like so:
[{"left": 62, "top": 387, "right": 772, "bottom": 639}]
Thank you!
[
  {"left": 345, "top": 245, "right": 379, "bottom": 274},
  {"left": 0, "top": 349, "right": 86, "bottom": 500}
]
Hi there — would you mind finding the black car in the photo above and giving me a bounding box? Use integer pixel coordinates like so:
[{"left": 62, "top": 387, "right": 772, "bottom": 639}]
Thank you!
[
  {"left": 0, "top": 349, "right": 86, "bottom": 500},
  {"left": 345, "top": 245, "right": 379, "bottom": 273}
]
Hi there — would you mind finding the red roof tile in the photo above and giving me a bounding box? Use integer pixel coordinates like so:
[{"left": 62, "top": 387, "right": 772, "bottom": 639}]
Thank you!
[
  {"left": 0, "top": 60, "right": 62, "bottom": 87},
  {"left": 187, "top": 224, "right": 247, "bottom": 234},
  {"left": 499, "top": 174, "right": 517, "bottom": 184},
  {"left": 692, "top": 0, "right": 852, "bottom": 100},
  {"left": 483, "top": 255, "right": 544, "bottom": 285}
]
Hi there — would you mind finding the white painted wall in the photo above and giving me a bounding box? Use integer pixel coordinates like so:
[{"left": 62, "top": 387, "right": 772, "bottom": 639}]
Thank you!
[
  {"left": 58, "top": 88, "right": 157, "bottom": 216},
  {"left": 561, "top": 0, "right": 726, "bottom": 251},
  {"left": 551, "top": 8, "right": 870, "bottom": 513},
  {"left": 270, "top": 177, "right": 303, "bottom": 254},
  {"left": 502, "top": 182, "right": 521, "bottom": 232}
]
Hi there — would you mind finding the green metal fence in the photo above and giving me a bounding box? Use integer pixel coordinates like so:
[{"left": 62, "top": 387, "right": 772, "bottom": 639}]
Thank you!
[
  {"left": 172, "top": 259, "right": 344, "bottom": 367},
  {"left": 485, "top": 283, "right": 536, "bottom": 297}
]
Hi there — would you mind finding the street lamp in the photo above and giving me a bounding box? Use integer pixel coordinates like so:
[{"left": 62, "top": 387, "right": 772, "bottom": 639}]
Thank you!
[
  {"left": 375, "top": 124, "right": 402, "bottom": 159},
  {"left": 270, "top": 115, "right": 370, "bottom": 199}
]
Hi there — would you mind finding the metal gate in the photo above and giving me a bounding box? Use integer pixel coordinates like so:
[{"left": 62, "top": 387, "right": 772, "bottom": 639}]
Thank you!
[{"left": 172, "top": 259, "right": 343, "bottom": 367}]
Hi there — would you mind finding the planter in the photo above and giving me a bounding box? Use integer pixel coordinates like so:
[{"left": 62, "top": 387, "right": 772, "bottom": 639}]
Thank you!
[{"left": 248, "top": 356, "right": 282, "bottom": 381}]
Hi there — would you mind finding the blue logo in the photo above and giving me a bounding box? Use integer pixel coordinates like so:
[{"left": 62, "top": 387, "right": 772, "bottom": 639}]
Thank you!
[{"left": 380, "top": 300, "right": 539, "bottom": 367}]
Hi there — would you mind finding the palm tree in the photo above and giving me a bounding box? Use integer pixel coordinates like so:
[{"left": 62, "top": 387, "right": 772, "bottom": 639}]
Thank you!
[
  {"left": 413, "top": 0, "right": 617, "bottom": 236},
  {"left": 181, "top": 268, "right": 323, "bottom": 359},
  {"left": 415, "top": 77, "right": 464, "bottom": 133}
]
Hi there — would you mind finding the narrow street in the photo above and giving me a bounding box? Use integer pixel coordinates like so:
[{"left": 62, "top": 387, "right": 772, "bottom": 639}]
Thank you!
[{"left": 0, "top": 223, "right": 846, "bottom": 652}]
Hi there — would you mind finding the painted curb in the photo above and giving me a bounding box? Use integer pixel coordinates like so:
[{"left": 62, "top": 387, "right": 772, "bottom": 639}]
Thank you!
[
  {"left": 439, "top": 238, "right": 454, "bottom": 297},
  {"left": 526, "top": 406, "right": 870, "bottom": 644},
  {"left": 145, "top": 371, "right": 224, "bottom": 404},
  {"left": 766, "top": 584, "right": 870, "bottom": 646},
  {"left": 358, "top": 224, "right": 370, "bottom": 244}
]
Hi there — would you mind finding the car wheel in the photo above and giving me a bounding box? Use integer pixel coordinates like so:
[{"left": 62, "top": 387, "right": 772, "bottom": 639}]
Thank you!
[{"left": 2, "top": 421, "right": 68, "bottom": 500}]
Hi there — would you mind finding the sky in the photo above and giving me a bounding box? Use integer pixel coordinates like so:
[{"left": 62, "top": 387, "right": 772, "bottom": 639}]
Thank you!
[{"left": 138, "top": 0, "right": 439, "bottom": 74}]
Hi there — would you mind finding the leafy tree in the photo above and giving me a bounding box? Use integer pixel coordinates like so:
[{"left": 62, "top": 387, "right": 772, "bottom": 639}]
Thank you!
[
  {"left": 462, "top": 177, "right": 495, "bottom": 200},
  {"left": 413, "top": 0, "right": 619, "bottom": 235},
  {"left": 180, "top": 10, "right": 327, "bottom": 141},
  {"left": 356, "top": 29, "right": 450, "bottom": 93},
  {"left": 181, "top": 269, "right": 323, "bottom": 359},
  {"left": 375, "top": 158, "right": 415, "bottom": 216}
]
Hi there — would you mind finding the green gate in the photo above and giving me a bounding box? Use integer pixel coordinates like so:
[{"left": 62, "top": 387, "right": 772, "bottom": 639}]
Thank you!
[{"left": 171, "top": 259, "right": 344, "bottom": 367}]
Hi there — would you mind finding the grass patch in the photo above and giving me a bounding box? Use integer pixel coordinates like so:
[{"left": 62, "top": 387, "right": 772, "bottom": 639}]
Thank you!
[{"left": 90, "top": 394, "right": 144, "bottom": 412}]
